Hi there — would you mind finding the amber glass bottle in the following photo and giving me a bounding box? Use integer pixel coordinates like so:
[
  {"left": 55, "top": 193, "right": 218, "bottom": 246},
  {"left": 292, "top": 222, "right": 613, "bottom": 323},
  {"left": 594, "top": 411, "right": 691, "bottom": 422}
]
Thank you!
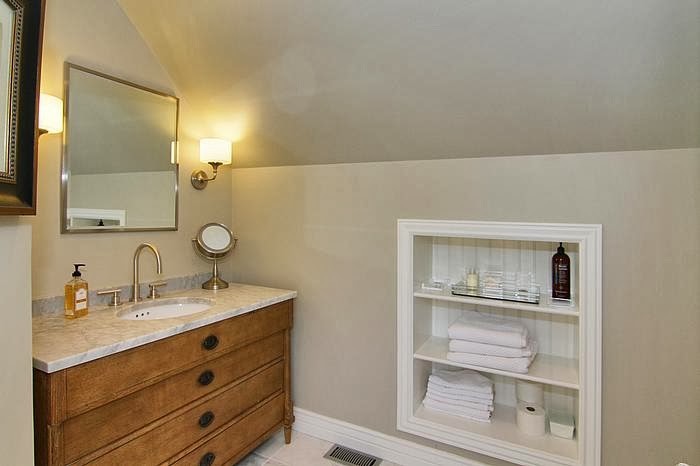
[
  {"left": 551, "top": 243, "right": 571, "bottom": 300},
  {"left": 65, "top": 264, "right": 89, "bottom": 319}
]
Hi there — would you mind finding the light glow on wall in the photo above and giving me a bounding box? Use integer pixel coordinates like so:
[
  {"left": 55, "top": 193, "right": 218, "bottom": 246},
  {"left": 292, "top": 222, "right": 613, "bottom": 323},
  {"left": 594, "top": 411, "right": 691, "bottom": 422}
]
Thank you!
[{"left": 38, "top": 93, "right": 64, "bottom": 134}]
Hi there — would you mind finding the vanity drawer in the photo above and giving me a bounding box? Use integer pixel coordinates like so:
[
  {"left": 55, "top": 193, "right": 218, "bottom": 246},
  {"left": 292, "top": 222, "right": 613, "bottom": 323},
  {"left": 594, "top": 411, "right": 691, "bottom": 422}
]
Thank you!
[
  {"left": 85, "top": 362, "right": 284, "bottom": 466},
  {"left": 172, "top": 393, "right": 285, "bottom": 466},
  {"left": 63, "top": 332, "right": 284, "bottom": 463},
  {"left": 65, "top": 300, "right": 291, "bottom": 415}
]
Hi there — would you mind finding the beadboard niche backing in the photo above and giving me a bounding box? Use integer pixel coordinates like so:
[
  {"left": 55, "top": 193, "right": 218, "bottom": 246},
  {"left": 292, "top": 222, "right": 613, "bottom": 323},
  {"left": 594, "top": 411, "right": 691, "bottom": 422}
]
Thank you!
[{"left": 397, "top": 220, "right": 602, "bottom": 466}]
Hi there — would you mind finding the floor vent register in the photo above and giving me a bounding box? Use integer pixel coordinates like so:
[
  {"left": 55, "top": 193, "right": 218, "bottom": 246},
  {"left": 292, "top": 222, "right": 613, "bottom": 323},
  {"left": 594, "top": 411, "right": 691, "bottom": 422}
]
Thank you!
[{"left": 324, "top": 444, "right": 382, "bottom": 466}]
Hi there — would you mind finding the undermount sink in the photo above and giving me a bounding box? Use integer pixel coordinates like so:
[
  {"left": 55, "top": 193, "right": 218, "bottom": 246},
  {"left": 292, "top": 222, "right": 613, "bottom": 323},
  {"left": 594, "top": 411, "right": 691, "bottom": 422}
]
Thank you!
[{"left": 116, "top": 297, "right": 214, "bottom": 320}]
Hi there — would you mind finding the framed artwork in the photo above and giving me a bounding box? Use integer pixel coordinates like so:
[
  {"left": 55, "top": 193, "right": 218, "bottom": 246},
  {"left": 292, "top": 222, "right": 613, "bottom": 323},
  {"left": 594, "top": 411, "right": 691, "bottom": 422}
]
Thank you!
[{"left": 0, "top": 0, "right": 45, "bottom": 215}]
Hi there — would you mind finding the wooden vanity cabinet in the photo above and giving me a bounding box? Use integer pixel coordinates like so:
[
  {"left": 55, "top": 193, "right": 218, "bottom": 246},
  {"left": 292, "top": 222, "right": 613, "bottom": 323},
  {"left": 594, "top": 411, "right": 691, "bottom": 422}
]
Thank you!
[{"left": 34, "top": 300, "right": 294, "bottom": 466}]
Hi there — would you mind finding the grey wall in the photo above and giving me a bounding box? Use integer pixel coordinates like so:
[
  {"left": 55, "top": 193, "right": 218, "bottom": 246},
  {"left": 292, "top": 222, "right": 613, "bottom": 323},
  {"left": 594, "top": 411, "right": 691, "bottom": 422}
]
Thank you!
[
  {"left": 230, "top": 149, "right": 700, "bottom": 466},
  {"left": 119, "top": 0, "right": 700, "bottom": 167}
]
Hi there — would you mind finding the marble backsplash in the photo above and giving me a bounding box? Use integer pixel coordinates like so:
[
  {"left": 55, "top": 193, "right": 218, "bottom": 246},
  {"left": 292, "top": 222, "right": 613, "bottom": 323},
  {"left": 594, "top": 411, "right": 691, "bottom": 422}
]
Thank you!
[{"left": 32, "top": 272, "right": 211, "bottom": 317}]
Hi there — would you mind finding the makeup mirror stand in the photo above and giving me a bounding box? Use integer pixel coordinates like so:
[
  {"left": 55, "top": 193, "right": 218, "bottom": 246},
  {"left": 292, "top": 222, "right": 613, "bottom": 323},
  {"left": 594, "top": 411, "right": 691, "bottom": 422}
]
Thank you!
[
  {"left": 192, "top": 222, "right": 237, "bottom": 290},
  {"left": 197, "top": 250, "right": 228, "bottom": 290}
]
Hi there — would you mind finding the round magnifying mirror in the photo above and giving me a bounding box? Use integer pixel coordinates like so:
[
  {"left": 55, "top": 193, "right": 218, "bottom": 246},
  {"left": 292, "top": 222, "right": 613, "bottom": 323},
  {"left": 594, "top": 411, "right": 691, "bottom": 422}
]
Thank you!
[
  {"left": 197, "top": 223, "right": 234, "bottom": 256},
  {"left": 192, "top": 223, "right": 236, "bottom": 290}
]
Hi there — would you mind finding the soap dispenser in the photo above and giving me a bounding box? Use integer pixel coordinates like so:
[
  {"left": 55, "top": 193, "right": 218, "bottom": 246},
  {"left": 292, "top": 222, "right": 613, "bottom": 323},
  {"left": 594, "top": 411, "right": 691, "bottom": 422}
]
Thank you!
[{"left": 65, "top": 263, "right": 89, "bottom": 319}]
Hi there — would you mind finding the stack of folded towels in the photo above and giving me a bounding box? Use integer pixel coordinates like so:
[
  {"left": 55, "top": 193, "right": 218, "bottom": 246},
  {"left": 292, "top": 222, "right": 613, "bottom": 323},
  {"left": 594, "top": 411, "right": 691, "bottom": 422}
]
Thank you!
[
  {"left": 446, "top": 312, "right": 537, "bottom": 374},
  {"left": 422, "top": 369, "right": 494, "bottom": 422}
]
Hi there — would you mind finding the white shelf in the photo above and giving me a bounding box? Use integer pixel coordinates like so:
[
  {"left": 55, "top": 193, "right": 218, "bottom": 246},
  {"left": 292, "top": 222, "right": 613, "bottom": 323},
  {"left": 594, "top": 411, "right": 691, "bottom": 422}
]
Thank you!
[
  {"left": 413, "top": 404, "right": 578, "bottom": 465},
  {"left": 414, "top": 336, "right": 579, "bottom": 390},
  {"left": 398, "top": 220, "right": 601, "bottom": 466},
  {"left": 414, "top": 287, "right": 579, "bottom": 317}
]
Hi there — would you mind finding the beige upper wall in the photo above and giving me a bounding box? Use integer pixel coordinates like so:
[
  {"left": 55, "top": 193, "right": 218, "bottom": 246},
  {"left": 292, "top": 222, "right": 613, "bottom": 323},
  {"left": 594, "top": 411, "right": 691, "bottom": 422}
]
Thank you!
[
  {"left": 119, "top": 0, "right": 700, "bottom": 167},
  {"left": 230, "top": 149, "right": 700, "bottom": 466},
  {"left": 27, "top": 0, "right": 232, "bottom": 299}
]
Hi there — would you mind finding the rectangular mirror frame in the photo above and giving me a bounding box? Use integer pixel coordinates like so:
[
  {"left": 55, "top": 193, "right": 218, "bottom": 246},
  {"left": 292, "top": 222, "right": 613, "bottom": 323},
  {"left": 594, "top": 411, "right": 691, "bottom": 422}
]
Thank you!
[{"left": 60, "top": 62, "right": 179, "bottom": 233}]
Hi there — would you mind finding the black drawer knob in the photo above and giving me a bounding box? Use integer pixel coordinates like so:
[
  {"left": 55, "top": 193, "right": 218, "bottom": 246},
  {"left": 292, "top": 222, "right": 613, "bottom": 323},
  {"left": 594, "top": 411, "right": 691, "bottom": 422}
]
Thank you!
[
  {"left": 199, "top": 452, "right": 215, "bottom": 466},
  {"left": 198, "top": 410, "right": 215, "bottom": 428},
  {"left": 198, "top": 370, "right": 215, "bottom": 386},
  {"left": 202, "top": 334, "right": 219, "bottom": 350}
]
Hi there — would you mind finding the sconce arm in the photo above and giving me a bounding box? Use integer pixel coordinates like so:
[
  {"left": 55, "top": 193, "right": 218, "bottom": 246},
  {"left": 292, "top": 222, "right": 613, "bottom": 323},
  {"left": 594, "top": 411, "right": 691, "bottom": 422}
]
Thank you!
[{"left": 191, "top": 162, "right": 224, "bottom": 190}]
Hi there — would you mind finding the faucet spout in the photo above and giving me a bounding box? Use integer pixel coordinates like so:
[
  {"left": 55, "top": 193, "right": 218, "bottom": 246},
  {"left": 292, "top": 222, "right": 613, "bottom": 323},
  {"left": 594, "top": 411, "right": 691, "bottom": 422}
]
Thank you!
[{"left": 132, "top": 243, "right": 163, "bottom": 303}]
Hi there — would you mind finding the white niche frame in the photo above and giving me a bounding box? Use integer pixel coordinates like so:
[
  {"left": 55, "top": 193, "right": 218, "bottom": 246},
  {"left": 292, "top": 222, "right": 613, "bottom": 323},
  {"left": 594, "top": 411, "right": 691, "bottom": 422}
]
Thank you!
[{"left": 397, "top": 220, "right": 602, "bottom": 466}]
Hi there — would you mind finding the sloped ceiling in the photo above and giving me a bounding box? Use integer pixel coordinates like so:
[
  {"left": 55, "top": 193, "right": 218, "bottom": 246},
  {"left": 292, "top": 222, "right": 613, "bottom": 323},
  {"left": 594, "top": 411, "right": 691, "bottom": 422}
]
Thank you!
[{"left": 118, "top": 0, "right": 700, "bottom": 168}]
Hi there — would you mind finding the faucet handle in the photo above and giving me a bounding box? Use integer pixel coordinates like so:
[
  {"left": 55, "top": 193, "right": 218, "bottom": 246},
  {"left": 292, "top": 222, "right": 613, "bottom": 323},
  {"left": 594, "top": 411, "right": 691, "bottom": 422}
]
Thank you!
[
  {"left": 147, "top": 281, "right": 167, "bottom": 299},
  {"left": 97, "top": 289, "right": 123, "bottom": 307}
]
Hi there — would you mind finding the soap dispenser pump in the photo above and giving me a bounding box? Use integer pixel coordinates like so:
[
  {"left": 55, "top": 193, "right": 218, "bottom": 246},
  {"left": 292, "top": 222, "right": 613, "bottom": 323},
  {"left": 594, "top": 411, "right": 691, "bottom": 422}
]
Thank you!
[{"left": 65, "top": 263, "right": 89, "bottom": 319}]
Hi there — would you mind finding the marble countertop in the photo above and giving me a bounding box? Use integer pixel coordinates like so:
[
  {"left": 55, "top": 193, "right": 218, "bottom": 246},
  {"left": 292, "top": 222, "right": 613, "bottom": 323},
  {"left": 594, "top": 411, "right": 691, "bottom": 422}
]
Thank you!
[{"left": 32, "top": 283, "right": 297, "bottom": 373}]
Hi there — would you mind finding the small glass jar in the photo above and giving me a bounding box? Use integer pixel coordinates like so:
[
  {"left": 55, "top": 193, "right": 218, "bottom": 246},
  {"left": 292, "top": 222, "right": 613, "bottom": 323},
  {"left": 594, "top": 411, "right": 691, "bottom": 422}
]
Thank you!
[{"left": 466, "top": 268, "right": 479, "bottom": 290}]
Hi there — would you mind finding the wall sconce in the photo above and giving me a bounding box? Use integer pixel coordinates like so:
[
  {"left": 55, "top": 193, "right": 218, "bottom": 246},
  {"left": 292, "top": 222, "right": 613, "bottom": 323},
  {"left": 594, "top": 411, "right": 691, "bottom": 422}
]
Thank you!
[
  {"left": 191, "top": 138, "right": 232, "bottom": 190},
  {"left": 38, "top": 93, "right": 64, "bottom": 135}
]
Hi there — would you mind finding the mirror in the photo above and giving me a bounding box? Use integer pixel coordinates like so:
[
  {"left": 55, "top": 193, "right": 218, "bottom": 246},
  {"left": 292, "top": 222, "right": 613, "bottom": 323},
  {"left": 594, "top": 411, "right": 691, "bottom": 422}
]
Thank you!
[
  {"left": 192, "top": 223, "right": 237, "bottom": 290},
  {"left": 61, "top": 63, "right": 179, "bottom": 232},
  {"left": 198, "top": 223, "right": 234, "bottom": 254}
]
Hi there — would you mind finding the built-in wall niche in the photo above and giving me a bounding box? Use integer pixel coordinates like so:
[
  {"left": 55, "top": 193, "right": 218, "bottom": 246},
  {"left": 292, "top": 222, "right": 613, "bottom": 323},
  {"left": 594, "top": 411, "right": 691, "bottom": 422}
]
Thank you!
[{"left": 398, "top": 220, "right": 601, "bottom": 466}]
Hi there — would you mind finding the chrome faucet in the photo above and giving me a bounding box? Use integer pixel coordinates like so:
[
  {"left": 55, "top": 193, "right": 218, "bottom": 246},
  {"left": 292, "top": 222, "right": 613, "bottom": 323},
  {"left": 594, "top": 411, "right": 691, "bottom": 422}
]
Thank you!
[{"left": 132, "top": 243, "right": 162, "bottom": 303}]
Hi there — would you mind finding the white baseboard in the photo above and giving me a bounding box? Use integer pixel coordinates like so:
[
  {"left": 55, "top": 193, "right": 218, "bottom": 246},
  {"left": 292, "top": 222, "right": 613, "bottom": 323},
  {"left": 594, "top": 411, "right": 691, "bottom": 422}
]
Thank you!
[{"left": 292, "top": 408, "right": 488, "bottom": 466}]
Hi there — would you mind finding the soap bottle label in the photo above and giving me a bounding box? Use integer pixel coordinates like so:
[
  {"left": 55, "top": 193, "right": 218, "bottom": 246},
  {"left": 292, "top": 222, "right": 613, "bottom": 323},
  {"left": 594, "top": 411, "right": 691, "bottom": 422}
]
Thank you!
[
  {"left": 554, "top": 264, "right": 569, "bottom": 285},
  {"left": 75, "top": 288, "right": 87, "bottom": 311}
]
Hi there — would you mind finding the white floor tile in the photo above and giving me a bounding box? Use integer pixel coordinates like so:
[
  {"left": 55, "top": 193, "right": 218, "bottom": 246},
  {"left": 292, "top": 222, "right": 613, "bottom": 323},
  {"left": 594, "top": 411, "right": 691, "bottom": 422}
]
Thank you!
[
  {"left": 236, "top": 453, "right": 268, "bottom": 465},
  {"left": 254, "top": 432, "right": 288, "bottom": 459},
  {"left": 266, "top": 431, "right": 335, "bottom": 466},
  {"left": 262, "top": 460, "right": 288, "bottom": 466}
]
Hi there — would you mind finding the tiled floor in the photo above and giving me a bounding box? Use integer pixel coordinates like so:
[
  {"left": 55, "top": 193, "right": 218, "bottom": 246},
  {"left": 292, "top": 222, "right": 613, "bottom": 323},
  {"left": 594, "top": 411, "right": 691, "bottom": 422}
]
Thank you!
[{"left": 238, "top": 430, "right": 402, "bottom": 466}]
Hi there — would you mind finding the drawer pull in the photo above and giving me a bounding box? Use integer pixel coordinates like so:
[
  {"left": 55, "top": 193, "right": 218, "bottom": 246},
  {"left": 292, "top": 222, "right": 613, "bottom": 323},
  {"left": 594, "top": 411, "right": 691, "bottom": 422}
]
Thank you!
[
  {"left": 202, "top": 334, "right": 219, "bottom": 350},
  {"left": 198, "top": 410, "right": 215, "bottom": 428},
  {"left": 199, "top": 452, "right": 216, "bottom": 466},
  {"left": 198, "top": 370, "right": 215, "bottom": 386}
]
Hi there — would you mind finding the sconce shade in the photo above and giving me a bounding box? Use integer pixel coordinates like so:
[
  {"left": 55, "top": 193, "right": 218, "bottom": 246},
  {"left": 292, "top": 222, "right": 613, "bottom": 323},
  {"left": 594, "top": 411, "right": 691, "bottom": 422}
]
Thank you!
[
  {"left": 38, "top": 93, "right": 64, "bottom": 134},
  {"left": 199, "top": 138, "right": 232, "bottom": 165}
]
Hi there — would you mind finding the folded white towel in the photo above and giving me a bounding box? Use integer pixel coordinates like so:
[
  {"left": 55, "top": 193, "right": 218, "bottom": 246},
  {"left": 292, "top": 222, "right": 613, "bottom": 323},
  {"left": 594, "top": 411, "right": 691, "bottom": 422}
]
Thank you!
[
  {"left": 446, "top": 343, "right": 538, "bottom": 374},
  {"left": 427, "top": 381, "right": 494, "bottom": 402},
  {"left": 428, "top": 369, "right": 494, "bottom": 394},
  {"left": 449, "top": 338, "right": 535, "bottom": 357},
  {"left": 423, "top": 398, "right": 492, "bottom": 423},
  {"left": 448, "top": 312, "right": 528, "bottom": 348},
  {"left": 426, "top": 392, "right": 493, "bottom": 412}
]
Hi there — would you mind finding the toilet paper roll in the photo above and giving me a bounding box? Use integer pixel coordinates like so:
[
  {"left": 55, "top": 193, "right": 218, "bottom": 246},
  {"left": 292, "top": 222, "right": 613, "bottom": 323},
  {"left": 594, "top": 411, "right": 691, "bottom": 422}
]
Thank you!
[
  {"left": 516, "top": 402, "right": 546, "bottom": 436},
  {"left": 516, "top": 380, "right": 544, "bottom": 405}
]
